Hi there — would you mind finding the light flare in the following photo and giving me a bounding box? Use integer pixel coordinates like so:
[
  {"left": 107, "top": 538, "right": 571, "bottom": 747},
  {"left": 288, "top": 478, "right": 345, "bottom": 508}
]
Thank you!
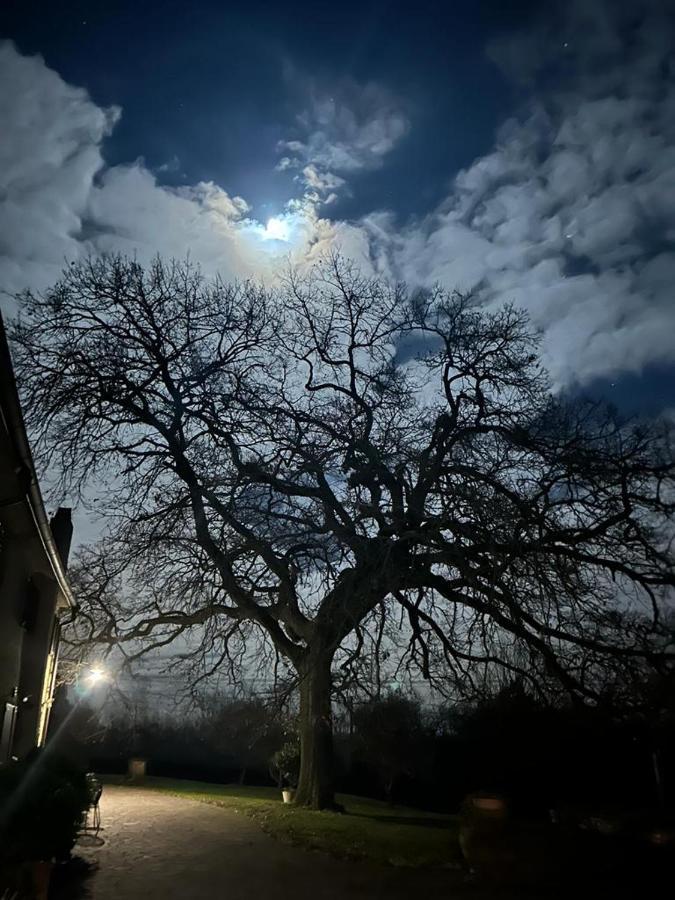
[{"left": 86, "top": 665, "right": 108, "bottom": 686}]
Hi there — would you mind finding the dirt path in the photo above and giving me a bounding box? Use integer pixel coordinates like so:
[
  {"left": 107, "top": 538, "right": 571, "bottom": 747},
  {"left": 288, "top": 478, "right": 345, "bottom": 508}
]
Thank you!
[{"left": 75, "top": 785, "right": 457, "bottom": 899}]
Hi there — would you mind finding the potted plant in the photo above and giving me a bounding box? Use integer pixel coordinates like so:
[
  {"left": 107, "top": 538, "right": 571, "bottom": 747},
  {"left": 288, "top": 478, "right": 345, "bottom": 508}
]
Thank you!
[
  {"left": 270, "top": 740, "right": 300, "bottom": 803},
  {"left": 459, "top": 791, "right": 512, "bottom": 880}
]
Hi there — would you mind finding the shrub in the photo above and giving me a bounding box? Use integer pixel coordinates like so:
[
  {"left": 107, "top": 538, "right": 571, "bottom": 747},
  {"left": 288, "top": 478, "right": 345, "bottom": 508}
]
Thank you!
[
  {"left": 269, "top": 740, "right": 301, "bottom": 788},
  {"left": 0, "top": 750, "right": 90, "bottom": 877}
]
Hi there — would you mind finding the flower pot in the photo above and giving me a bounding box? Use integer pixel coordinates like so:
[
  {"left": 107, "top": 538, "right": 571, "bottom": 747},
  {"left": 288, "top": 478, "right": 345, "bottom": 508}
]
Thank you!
[
  {"left": 128, "top": 757, "right": 147, "bottom": 781},
  {"left": 472, "top": 796, "right": 507, "bottom": 815},
  {"left": 31, "top": 860, "right": 53, "bottom": 900},
  {"left": 282, "top": 789, "right": 295, "bottom": 804}
]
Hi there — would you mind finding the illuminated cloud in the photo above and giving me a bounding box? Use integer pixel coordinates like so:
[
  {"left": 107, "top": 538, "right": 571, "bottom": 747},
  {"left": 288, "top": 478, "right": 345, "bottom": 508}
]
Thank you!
[
  {"left": 0, "top": 41, "right": 342, "bottom": 298},
  {"left": 277, "top": 79, "right": 409, "bottom": 203},
  {"left": 2, "top": 1, "right": 675, "bottom": 393},
  {"left": 356, "top": 0, "right": 675, "bottom": 388},
  {"left": 0, "top": 42, "right": 119, "bottom": 294}
]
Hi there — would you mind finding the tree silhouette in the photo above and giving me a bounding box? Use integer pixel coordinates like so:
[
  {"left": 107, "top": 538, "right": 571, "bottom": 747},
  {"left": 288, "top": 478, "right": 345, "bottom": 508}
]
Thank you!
[
  {"left": 11, "top": 253, "right": 674, "bottom": 807},
  {"left": 352, "top": 694, "right": 427, "bottom": 803}
]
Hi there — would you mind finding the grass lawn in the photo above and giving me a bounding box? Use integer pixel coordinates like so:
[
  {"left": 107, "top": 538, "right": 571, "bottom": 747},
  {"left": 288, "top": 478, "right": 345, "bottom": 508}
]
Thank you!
[{"left": 126, "top": 777, "right": 461, "bottom": 868}]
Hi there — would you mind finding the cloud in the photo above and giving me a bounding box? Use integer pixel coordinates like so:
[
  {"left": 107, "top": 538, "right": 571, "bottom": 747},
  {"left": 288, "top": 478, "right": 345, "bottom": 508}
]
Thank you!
[
  {"left": 277, "top": 80, "right": 409, "bottom": 202},
  {"left": 301, "top": 164, "right": 345, "bottom": 196},
  {"left": 2, "top": 1, "right": 675, "bottom": 394},
  {"left": 0, "top": 42, "right": 119, "bottom": 295},
  {"left": 361, "top": 0, "right": 675, "bottom": 388},
  {"left": 0, "top": 41, "right": 345, "bottom": 303}
]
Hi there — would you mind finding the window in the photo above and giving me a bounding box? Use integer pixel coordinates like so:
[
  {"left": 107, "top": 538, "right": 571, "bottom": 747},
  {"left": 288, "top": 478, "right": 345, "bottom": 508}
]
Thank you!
[{"left": 0, "top": 702, "right": 18, "bottom": 763}]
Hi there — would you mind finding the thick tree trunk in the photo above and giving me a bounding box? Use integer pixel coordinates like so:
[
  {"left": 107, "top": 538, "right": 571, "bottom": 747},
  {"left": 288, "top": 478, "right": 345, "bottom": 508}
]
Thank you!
[{"left": 294, "top": 650, "right": 336, "bottom": 809}]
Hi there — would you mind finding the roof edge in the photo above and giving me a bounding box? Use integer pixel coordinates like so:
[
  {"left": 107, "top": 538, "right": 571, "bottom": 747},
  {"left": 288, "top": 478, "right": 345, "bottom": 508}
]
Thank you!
[{"left": 0, "top": 312, "right": 76, "bottom": 610}]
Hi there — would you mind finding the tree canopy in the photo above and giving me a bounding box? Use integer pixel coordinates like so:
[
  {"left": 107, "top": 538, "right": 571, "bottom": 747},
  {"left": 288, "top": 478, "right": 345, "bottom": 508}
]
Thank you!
[{"left": 11, "top": 253, "right": 674, "bottom": 807}]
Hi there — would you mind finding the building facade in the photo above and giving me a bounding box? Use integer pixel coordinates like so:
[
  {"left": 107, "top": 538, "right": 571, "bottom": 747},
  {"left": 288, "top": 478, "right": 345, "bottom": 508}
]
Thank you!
[{"left": 0, "top": 313, "right": 75, "bottom": 762}]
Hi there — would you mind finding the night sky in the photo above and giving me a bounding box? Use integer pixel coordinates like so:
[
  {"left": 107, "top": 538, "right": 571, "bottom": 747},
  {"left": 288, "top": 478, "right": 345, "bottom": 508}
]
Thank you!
[{"left": 1, "top": 0, "right": 674, "bottom": 418}]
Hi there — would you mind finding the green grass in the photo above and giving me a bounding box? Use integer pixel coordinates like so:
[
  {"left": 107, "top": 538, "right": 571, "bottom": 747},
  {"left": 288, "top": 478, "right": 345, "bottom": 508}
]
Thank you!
[{"left": 123, "top": 777, "right": 461, "bottom": 868}]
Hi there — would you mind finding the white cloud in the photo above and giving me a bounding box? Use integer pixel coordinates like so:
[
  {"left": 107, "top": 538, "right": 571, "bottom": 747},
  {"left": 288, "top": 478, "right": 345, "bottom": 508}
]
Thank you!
[
  {"left": 301, "top": 164, "right": 346, "bottom": 195},
  {"left": 2, "top": 1, "right": 675, "bottom": 393},
  {"left": 358, "top": 1, "right": 675, "bottom": 387},
  {"left": 0, "top": 41, "right": 344, "bottom": 304},
  {"left": 280, "top": 82, "right": 408, "bottom": 172},
  {"left": 277, "top": 80, "right": 409, "bottom": 202},
  {"left": 0, "top": 42, "right": 118, "bottom": 295}
]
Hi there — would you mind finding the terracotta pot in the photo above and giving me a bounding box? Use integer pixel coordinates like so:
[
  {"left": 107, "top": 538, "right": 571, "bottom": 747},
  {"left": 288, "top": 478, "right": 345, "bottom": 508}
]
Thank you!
[
  {"left": 472, "top": 796, "right": 507, "bottom": 814},
  {"left": 31, "top": 860, "right": 53, "bottom": 900},
  {"left": 128, "top": 757, "right": 147, "bottom": 780}
]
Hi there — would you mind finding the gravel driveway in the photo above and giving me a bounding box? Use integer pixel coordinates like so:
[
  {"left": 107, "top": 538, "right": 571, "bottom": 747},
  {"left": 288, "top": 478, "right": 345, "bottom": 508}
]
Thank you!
[{"left": 75, "top": 785, "right": 456, "bottom": 899}]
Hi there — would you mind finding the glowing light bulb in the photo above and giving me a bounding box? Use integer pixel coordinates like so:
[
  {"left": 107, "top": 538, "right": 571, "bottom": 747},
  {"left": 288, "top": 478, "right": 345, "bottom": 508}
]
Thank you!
[{"left": 86, "top": 666, "right": 107, "bottom": 686}]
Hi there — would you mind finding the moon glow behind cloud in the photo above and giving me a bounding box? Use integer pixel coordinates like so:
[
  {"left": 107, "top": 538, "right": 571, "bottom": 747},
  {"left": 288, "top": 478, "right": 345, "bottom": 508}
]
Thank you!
[{"left": 263, "top": 217, "right": 290, "bottom": 241}]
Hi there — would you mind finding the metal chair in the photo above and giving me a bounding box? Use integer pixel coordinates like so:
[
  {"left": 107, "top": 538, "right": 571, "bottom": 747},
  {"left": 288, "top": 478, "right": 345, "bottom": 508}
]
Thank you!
[{"left": 81, "top": 772, "right": 103, "bottom": 835}]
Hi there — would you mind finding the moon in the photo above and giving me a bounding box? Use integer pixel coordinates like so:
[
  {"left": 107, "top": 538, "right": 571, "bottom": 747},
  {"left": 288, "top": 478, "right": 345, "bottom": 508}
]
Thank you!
[{"left": 263, "top": 217, "right": 290, "bottom": 241}]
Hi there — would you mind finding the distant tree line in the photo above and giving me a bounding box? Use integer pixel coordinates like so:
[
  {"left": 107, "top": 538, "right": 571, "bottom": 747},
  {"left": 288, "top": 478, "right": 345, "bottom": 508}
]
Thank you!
[{"left": 50, "top": 673, "right": 675, "bottom": 814}]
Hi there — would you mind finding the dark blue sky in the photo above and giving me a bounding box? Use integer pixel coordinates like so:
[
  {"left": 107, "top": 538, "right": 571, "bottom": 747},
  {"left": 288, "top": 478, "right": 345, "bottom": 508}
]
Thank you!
[
  {"left": 1, "top": 0, "right": 674, "bottom": 418},
  {"left": 1, "top": 0, "right": 532, "bottom": 218}
]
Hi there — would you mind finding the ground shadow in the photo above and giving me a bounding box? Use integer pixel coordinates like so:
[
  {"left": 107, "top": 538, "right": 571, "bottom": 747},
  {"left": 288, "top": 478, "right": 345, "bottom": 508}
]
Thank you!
[
  {"left": 49, "top": 856, "right": 97, "bottom": 899},
  {"left": 75, "top": 834, "right": 105, "bottom": 848},
  {"left": 347, "top": 811, "right": 452, "bottom": 829}
]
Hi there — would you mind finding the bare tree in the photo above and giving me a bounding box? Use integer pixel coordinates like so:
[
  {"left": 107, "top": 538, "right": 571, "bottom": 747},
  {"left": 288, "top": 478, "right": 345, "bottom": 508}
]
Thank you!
[
  {"left": 204, "top": 697, "right": 285, "bottom": 785},
  {"left": 10, "top": 254, "right": 674, "bottom": 808}
]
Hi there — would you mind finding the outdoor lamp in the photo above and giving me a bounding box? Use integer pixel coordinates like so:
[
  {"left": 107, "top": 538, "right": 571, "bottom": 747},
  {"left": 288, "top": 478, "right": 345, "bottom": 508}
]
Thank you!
[{"left": 86, "top": 665, "right": 108, "bottom": 687}]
